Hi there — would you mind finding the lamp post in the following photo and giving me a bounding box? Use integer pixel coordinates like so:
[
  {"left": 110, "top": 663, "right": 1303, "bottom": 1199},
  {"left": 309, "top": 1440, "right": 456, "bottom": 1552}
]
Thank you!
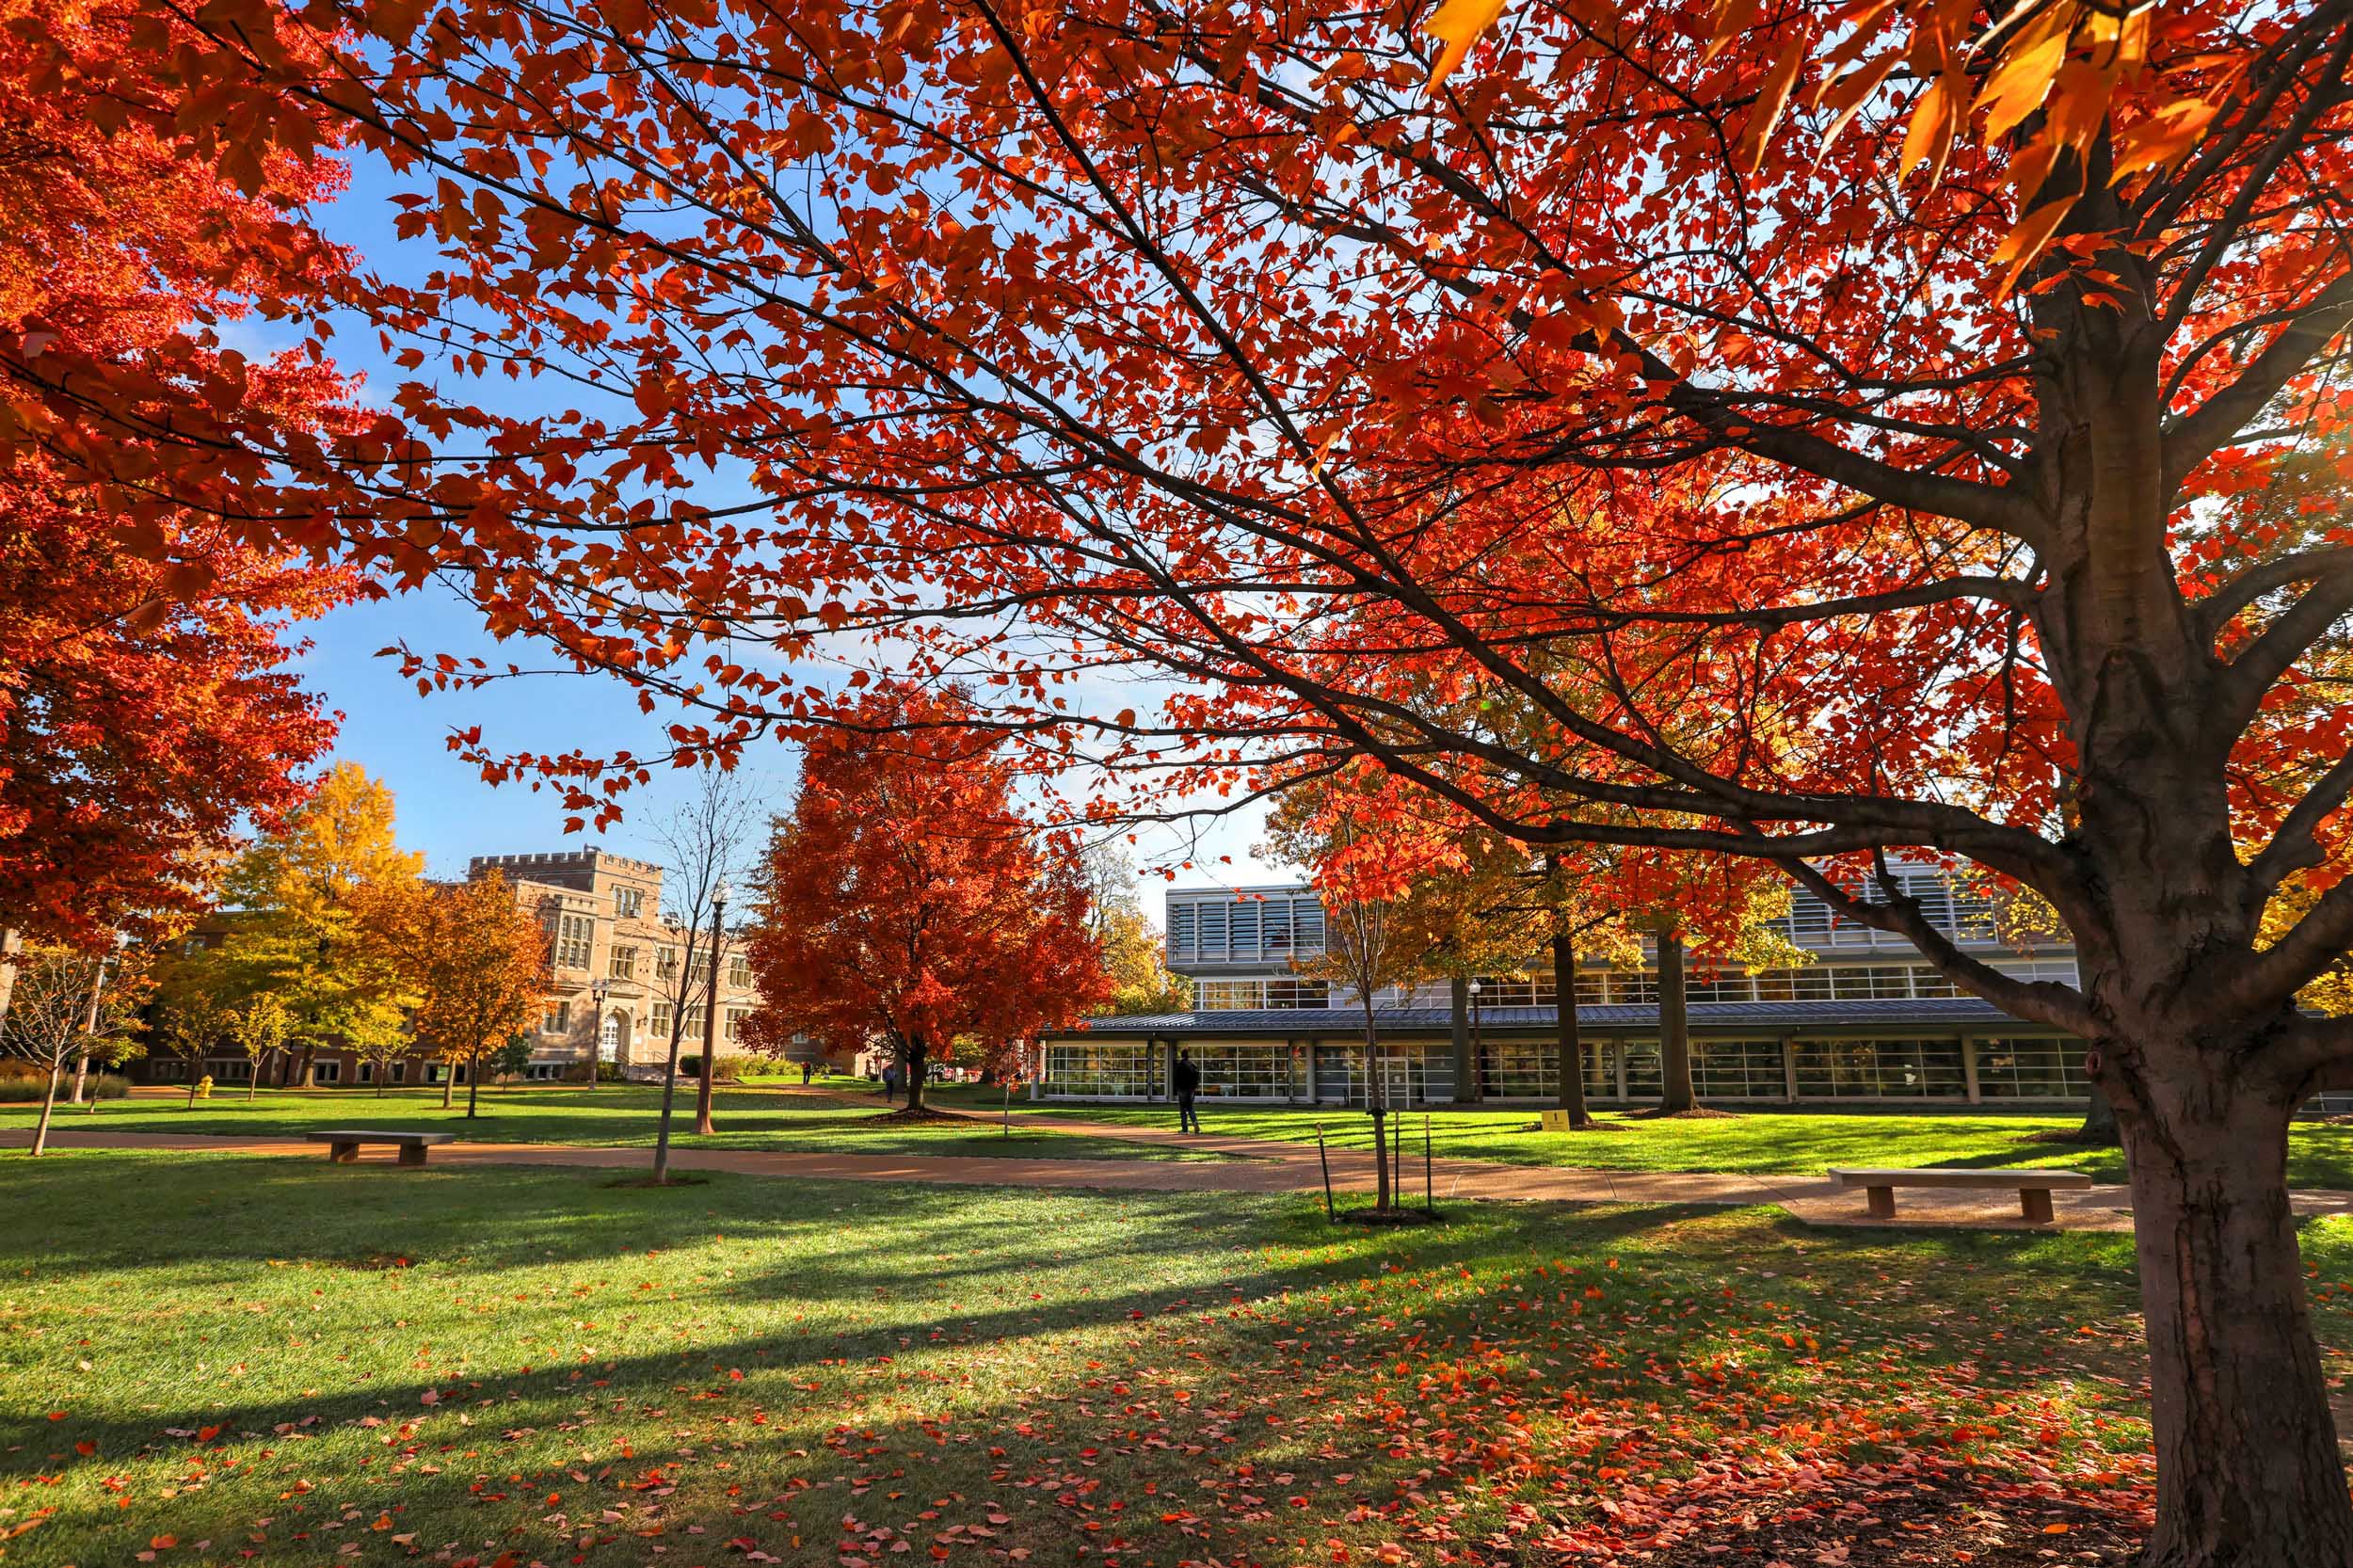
[
  {"left": 588, "top": 977, "right": 613, "bottom": 1087},
  {"left": 694, "top": 879, "right": 729, "bottom": 1137},
  {"left": 1468, "top": 979, "right": 1484, "bottom": 1099}
]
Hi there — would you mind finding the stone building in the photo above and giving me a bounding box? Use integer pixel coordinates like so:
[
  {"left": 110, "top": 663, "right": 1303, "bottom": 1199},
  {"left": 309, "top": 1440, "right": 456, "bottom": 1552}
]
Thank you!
[
  {"left": 468, "top": 849, "right": 788, "bottom": 1080},
  {"left": 138, "top": 846, "right": 809, "bottom": 1089}
]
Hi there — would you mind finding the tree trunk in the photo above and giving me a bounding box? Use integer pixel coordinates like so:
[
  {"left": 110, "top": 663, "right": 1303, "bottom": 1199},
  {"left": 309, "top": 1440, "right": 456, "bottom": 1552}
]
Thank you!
[
  {"left": 441, "top": 1066, "right": 455, "bottom": 1109},
  {"left": 1657, "top": 931, "right": 1694, "bottom": 1113},
  {"left": 0, "top": 928, "right": 19, "bottom": 1027},
  {"left": 27, "top": 1065, "right": 59, "bottom": 1158},
  {"left": 904, "top": 1040, "right": 927, "bottom": 1112},
  {"left": 2117, "top": 1064, "right": 2353, "bottom": 1566},
  {"left": 2076, "top": 1080, "right": 2121, "bottom": 1145},
  {"left": 1362, "top": 1016, "right": 1390, "bottom": 1211},
  {"left": 185, "top": 1061, "right": 200, "bottom": 1108},
  {"left": 295, "top": 1043, "right": 316, "bottom": 1089},
  {"left": 1552, "top": 933, "right": 1593, "bottom": 1128},
  {"left": 652, "top": 1017, "right": 688, "bottom": 1184},
  {"left": 466, "top": 1053, "right": 482, "bottom": 1117},
  {"left": 249, "top": 1057, "right": 262, "bottom": 1100},
  {"left": 69, "top": 1043, "right": 90, "bottom": 1106}
]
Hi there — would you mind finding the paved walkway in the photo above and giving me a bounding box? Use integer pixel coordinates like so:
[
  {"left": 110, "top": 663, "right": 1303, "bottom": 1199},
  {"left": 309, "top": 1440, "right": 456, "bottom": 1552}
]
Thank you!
[{"left": 17, "top": 1124, "right": 2353, "bottom": 1233}]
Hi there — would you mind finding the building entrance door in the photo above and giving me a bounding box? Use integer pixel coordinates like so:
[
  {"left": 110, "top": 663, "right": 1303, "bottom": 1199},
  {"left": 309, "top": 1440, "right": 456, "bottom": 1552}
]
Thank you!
[{"left": 599, "top": 1013, "right": 622, "bottom": 1064}]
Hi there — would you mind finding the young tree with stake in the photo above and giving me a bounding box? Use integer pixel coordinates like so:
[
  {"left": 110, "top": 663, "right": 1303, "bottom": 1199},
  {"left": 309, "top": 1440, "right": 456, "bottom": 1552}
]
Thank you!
[{"left": 644, "top": 770, "right": 758, "bottom": 1179}]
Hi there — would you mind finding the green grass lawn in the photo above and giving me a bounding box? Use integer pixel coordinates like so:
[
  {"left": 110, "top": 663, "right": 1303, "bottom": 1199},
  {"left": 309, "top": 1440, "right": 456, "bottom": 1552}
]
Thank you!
[
  {"left": 937, "top": 1091, "right": 2353, "bottom": 1189},
  {"left": 0, "top": 1085, "right": 1217, "bottom": 1163},
  {"left": 19, "top": 1150, "right": 2349, "bottom": 1566}
]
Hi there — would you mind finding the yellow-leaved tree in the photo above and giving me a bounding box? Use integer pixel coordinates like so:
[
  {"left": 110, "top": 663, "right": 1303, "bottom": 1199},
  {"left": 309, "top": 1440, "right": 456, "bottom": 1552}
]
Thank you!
[{"left": 209, "top": 762, "right": 421, "bottom": 1088}]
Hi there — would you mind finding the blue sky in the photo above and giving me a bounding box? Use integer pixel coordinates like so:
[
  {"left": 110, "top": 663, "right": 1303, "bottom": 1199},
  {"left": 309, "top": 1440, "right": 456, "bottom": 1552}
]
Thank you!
[{"left": 277, "top": 155, "right": 1279, "bottom": 896}]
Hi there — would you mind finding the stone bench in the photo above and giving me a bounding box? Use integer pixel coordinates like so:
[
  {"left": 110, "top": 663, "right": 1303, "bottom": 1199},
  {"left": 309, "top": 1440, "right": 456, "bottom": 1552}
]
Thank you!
[
  {"left": 1831, "top": 1166, "right": 2094, "bottom": 1224},
  {"left": 305, "top": 1130, "right": 456, "bottom": 1167}
]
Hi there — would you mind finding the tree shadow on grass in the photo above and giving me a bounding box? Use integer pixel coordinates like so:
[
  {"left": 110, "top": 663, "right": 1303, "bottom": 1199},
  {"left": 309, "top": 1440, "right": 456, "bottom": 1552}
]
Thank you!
[{"left": 0, "top": 1165, "right": 2180, "bottom": 1568}]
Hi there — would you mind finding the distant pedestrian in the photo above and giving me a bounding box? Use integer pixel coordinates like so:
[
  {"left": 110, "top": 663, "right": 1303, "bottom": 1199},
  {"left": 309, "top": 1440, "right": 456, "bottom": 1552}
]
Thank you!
[
  {"left": 1174, "top": 1048, "right": 1202, "bottom": 1134},
  {"left": 801, "top": 1060, "right": 813, "bottom": 1086},
  {"left": 882, "top": 1063, "right": 900, "bottom": 1102}
]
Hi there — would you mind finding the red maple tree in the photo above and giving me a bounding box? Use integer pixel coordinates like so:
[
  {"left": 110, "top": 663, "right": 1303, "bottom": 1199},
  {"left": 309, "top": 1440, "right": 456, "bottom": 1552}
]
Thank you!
[
  {"left": 60, "top": 3, "right": 2353, "bottom": 1557},
  {"left": 742, "top": 692, "right": 1107, "bottom": 1112},
  {"left": 0, "top": 0, "right": 360, "bottom": 946}
]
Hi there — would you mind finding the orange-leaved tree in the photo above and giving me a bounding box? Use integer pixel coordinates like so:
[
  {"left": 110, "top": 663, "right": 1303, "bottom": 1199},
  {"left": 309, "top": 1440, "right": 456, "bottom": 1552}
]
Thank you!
[
  {"left": 743, "top": 691, "right": 1108, "bottom": 1112},
  {"left": 55, "top": 3, "right": 2353, "bottom": 1556},
  {"left": 377, "top": 872, "right": 548, "bottom": 1117}
]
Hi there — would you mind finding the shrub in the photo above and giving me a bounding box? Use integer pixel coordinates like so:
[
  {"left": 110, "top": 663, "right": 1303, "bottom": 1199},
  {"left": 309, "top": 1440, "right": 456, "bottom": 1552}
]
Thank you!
[
  {"left": 676, "top": 1054, "right": 750, "bottom": 1081},
  {"left": 0, "top": 1073, "right": 129, "bottom": 1101}
]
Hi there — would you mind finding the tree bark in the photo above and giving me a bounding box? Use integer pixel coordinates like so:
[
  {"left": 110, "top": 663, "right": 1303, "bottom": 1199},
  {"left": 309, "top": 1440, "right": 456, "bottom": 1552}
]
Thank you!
[
  {"left": 1552, "top": 933, "right": 1593, "bottom": 1128},
  {"left": 466, "top": 1052, "right": 482, "bottom": 1117},
  {"left": 904, "top": 1037, "right": 928, "bottom": 1112},
  {"left": 2116, "top": 1062, "right": 2353, "bottom": 1567},
  {"left": 652, "top": 1017, "right": 688, "bottom": 1184},
  {"left": 1657, "top": 931, "right": 1694, "bottom": 1113},
  {"left": 1362, "top": 1012, "right": 1391, "bottom": 1211},
  {"left": 69, "top": 1042, "right": 91, "bottom": 1106},
  {"left": 27, "top": 1065, "right": 59, "bottom": 1158},
  {"left": 2076, "top": 1081, "right": 2121, "bottom": 1145},
  {"left": 441, "top": 1065, "right": 455, "bottom": 1109}
]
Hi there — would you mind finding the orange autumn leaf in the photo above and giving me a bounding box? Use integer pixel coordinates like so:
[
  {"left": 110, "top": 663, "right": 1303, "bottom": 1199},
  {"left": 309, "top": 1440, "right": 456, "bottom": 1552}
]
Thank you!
[{"left": 1423, "top": 0, "right": 1508, "bottom": 90}]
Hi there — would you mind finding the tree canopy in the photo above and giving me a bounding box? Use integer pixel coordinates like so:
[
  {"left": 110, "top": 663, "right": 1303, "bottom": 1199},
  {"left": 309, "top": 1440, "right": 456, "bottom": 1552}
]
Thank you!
[
  {"left": 743, "top": 690, "right": 1108, "bottom": 1109},
  {"left": 21, "top": 1, "right": 2353, "bottom": 1558},
  {"left": 0, "top": 0, "right": 359, "bottom": 948}
]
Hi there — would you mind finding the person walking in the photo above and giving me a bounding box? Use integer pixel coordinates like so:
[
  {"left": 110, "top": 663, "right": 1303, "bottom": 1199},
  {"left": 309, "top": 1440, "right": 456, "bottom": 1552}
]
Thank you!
[
  {"left": 882, "top": 1062, "right": 899, "bottom": 1102},
  {"left": 800, "top": 1060, "right": 813, "bottom": 1086},
  {"left": 1174, "top": 1048, "right": 1203, "bottom": 1134}
]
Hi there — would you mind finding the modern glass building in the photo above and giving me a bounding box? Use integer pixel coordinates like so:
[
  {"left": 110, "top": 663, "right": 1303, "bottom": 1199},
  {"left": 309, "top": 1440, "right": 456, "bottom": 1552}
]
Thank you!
[{"left": 1035, "top": 870, "right": 2097, "bottom": 1108}]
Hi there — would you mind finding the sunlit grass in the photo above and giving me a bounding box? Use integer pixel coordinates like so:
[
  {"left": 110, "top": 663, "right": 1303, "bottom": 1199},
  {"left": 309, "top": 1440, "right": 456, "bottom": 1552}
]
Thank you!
[
  {"left": 10, "top": 1151, "right": 2318, "bottom": 1565},
  {"left": 946, "top": 1090, "right": 2353, "bottom": 1188},
  {"left": 0, "top": 1084, "right": 1214, "bottom": 1162}
]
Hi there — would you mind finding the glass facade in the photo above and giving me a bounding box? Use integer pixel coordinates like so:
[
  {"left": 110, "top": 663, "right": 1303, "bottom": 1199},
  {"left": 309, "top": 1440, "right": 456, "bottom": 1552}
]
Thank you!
[
  {"left": 1313, "top": 1043, "right": 1453, "bottom": 1107},
  {"left": 1791, "top": 1037, "right": 1966, "bottom": 1098},
  {"left": 1196, "top": 978, "right": 1331, "bottom": 1012},
  {"left": 1167, "top": 894, "right": 1328, "bottom": 965},
  {"left": 1036, "top": 1033, "right": 2100, "bottom": 1105},
  {"left": 1186, "top": 1042, "right": 1293, "bottom": 1098},
  {"left": 1691, "top": 1038, "right": 1787, "bottom": 1098},
  {"left": 1975, "top": 1036, "right": 2090, "bottom": 1099},
  {"left": 1044, "top": 1041, "right": 1165, "bottom": 1098}
]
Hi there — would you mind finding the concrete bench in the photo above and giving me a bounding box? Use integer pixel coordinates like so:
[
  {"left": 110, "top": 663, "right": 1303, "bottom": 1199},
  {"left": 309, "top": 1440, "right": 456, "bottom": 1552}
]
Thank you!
[
  {"left": 306, "top": 1130, "right": 456, "bottom": 1167},
  {"left": 1831, "top": 1166, "right": 2093, "bottom": 1224}
]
